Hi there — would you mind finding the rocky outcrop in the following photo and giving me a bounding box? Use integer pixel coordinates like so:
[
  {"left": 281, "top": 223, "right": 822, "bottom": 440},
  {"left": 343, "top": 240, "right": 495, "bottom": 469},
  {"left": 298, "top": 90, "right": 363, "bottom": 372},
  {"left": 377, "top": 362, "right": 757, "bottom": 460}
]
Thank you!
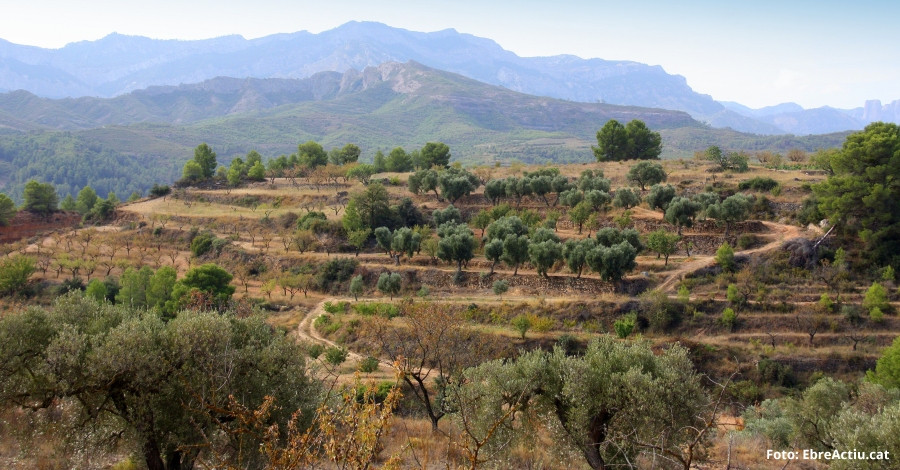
[{"left": 0, "top": 211, "right": 80, "bottom": 243}]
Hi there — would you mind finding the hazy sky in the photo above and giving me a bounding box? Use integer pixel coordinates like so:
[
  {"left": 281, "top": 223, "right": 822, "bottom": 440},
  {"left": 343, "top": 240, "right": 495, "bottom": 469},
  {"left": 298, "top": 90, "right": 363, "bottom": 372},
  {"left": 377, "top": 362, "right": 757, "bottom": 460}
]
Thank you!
[{"left": 2, "top": 0, "right": 897, "bottom": 109}]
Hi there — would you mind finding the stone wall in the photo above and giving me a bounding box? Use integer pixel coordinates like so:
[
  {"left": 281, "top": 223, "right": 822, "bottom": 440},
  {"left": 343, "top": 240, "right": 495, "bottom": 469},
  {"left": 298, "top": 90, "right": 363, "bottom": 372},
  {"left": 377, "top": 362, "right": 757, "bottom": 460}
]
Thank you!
[{"left": 0, "top": 211, "right": 81, "bottom": 243}]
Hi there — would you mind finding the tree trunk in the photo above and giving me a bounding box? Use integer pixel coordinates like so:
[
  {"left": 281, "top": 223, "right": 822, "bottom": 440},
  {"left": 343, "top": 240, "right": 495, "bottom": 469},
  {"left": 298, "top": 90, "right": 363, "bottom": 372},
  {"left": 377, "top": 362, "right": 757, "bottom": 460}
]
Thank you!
[{"left": 142, "top": 438, "right": 166, "bottom": 470}]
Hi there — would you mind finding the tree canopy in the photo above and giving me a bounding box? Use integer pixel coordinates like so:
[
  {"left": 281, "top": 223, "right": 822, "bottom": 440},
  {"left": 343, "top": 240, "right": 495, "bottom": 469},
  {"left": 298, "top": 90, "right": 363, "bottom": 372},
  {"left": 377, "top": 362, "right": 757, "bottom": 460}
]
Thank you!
[
  {"left": 626, "top": 161, "right": 667, "bottom": 190},
  {"left": 23, "top": 180, "right": 58, "bottom": 214},
  {"left": 0, "top": 294, "right": 318, "bottom": 470},
  {"left": 193, "top": 143, "right": 218, "bottom": 178},
  {"left": 420, "top": 142, "right": 451, "bottom": 168},
  {"left": 813, "top": 123, "right": 900, "bottom": 263},
  {"left": 0, "top": 193, "right": 16, "bottom": 225},
  {"left": 594, "top": 119, "right": 662, "bottom": 162}
]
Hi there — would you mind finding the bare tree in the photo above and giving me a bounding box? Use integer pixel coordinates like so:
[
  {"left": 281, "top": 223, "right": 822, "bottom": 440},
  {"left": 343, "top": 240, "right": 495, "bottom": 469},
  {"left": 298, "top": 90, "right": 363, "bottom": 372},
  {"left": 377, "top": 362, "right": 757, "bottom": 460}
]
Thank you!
[{"left": 367, "top": 302, "right": 491, "bottom": 432}]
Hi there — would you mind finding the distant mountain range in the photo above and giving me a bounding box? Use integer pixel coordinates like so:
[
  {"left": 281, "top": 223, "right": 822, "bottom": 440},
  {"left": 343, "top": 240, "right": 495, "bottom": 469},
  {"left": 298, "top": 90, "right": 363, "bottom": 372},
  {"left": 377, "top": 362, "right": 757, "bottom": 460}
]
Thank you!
[
  {"left": 2, "top": 21, "right": 894, "bottom": 136},
  {"left": 0, "top": 61, "right": 850, "bottom": 203},
  {"left": 718, "top": 99, "right": 900, "bottom": 135}
]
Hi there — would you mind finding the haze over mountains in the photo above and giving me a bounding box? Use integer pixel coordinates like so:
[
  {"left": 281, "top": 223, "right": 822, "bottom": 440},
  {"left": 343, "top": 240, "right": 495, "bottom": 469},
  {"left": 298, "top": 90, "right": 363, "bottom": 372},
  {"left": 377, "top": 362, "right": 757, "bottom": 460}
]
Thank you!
[{"left": 0, "top": 21, "right": 895, "bottom": 136}]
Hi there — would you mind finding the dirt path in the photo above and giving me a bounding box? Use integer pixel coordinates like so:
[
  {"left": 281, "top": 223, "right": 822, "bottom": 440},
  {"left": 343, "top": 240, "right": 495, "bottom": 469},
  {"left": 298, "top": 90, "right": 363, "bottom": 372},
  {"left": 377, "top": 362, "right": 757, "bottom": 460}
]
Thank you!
[
  {"left": 656, "top": 221, "right": 803, "bottom": 293},
  {"left": 296, "top": 297, "right": 366, "bottom": 364}
]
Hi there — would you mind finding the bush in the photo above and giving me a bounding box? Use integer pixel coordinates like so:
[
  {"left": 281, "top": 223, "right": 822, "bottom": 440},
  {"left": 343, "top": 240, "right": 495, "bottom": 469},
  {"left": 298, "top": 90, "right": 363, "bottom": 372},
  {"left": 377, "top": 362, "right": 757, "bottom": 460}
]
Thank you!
[
  {"left": 862, "top": 282, "right": 889, "bottom": 313},
  {"left": 306, "top": 343, "right": 325, "bottom": 359},
  {"left": 56, "top": 276, "right": 85, "bottom": 295},
  {"left": 614, "top": 313, "right": 636, "bottom": 339},
  {"left": 324, "top": 346, "right": 348, "bottom": 365},
  {"left": 190, "top": 232, "right": 218, "bottom": 257},
  {"left": 358, "top": 356, "right": 380, "bottom": 373},
  {"left": 314, "top": 314, "right": 332, "bottom": 329},
  {"left": 511, "top": 315, "right": 532, "bottom": 339},
  {"left": 715, "top": 242, "right": 736, "bottom": 272},
  {"left": 84, "top": 279, "right": 108, "bottom": 302},
  {"left": 556, "top": 334, "right": 580, "bottom": 356},
  {"left": 720, "top": 308, "right": 737, "bottom": 330},
  {"left": 641, "top": 291, "right": 678, "bottom": 332},
  {"left": 0, "top": 255, "right": 36, "bottom": 296},
  {"left": 870, "top": 307, "right": 885, "bottom": 323},
  {"left": 738, "top": 177, "right": 780, "bottom": 192},
  {"left": 737, "top": 234, "right": 759, "bottom": 249},
  {"left": 757, "top": 358, "right": 795, "bottom": 387},
  {"left": 492, "top": 279, "right": 509, "bottom": 296},
  {"left": 819, "top": 293, "right": 834, "bottom": 313},
  {"left": 317, "top": 258, "right": 359, "bottom": 293},
  {"left": 351, "top": 302, "right": 399, "bottom": 318},
  {"left": 323, "top": 301, "right": 349, "bottom": 314}
]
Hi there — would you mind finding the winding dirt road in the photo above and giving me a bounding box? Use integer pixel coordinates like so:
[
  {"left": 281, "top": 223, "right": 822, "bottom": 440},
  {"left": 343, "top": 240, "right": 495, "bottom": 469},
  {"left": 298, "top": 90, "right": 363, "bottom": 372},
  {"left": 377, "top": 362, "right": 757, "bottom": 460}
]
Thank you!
[
  {"left": 295, "top": 297, "right": 366, "bottom": 363},
  {"left": 655, "top": 221, "right": 803, "bottom": 293}
]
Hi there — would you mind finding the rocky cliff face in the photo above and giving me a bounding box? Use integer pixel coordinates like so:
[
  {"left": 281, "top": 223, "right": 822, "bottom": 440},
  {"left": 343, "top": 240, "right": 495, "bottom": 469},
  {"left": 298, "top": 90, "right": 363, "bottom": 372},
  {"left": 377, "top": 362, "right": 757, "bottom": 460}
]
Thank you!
[
  {"left": 862, "top": 99, "right": 900, "bottom": 123},
  {"left": 0, "top": 211, "right": 80, "bottom": 243}
]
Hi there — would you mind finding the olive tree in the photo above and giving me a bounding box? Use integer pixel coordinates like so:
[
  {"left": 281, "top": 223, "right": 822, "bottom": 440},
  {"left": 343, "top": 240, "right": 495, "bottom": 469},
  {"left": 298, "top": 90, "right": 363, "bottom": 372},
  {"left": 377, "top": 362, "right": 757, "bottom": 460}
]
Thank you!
[
  {"left": 647, "top": 184, "right": 677, "bottom": 212},
  {"left": 612, "top": 188, "right": 641, "bottom": 209},
  {"left": 0, "top": 294, "right": 319, "bottom": 470},
  {"left": 437, "top": 221, "right": 477, "bottom": 274},
  {"left": 349, "top": 274, "right": 364, "bottom": 301},
  {"left": 706, "top": 193, "right": 753, "bottom": 236},
  {"left": 438, "top": 167, "right": 480, "bottom": 204},
  {"left": 448, "top": 336, "right": 709, "bottom": 470},
  {"left": 528, "top": 228, "right": 562, "bottom": 277},
  {"left": 563, "top": 237, "right": 596, "bottom": 278},
  {"left": 377, "top": 272, "right": 402, "bottom": 299},
  {"left": 626, "top": 161, "right": 667, "bottom": 190},
  {"left": 665, "top": 197, "right": 701, "bottom": 234}
]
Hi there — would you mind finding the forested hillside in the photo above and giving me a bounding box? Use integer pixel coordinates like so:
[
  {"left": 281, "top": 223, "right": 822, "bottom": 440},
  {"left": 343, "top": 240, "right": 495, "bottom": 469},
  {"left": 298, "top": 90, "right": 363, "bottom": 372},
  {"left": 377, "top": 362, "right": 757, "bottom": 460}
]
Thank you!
[
  {"left": 0, "top": 62, "right": 849, "bottom": 200},
  {"left": 0, "top": 132, "right": 182, "bottom": 201}
]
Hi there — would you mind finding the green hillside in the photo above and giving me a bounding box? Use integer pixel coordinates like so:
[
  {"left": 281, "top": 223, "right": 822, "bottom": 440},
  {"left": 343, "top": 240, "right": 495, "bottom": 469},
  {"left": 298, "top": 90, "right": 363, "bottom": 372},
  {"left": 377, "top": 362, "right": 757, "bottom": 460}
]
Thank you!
[{"left": 0, "top": 62, "right": 851, "bottom": 201}]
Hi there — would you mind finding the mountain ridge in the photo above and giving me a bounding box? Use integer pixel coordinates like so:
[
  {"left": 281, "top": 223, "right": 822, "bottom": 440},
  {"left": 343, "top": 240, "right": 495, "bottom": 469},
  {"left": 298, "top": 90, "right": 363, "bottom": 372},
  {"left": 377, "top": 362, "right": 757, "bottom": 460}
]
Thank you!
[{"left": 0, "top": 22, "right": 724, "bottom": 117}]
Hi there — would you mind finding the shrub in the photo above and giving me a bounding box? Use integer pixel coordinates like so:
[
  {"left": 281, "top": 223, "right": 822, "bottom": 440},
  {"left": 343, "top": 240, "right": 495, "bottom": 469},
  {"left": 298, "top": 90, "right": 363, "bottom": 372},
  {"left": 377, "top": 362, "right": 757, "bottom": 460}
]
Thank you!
[
  {"left": 614, "top": 313, "right": 636, "bottom": 339},
  {"left": 715, "top": 242, "right": 736, "bottom": 272},
  {"left": 720, "top": 308, "right": 737, "bottom": 330},
  {"left": 530, "top": 315, "right": 554, "bottom": 333},
  {"left": 317, "top": 258, "right": 359, "bottom": 293},
  {"left": 417, "top": 285, "right": 430, "bottom": 297},
  {"left": 358, "top": 356, "right": 380, "bottom": 373},
  {"left": 738, "top": 177, "right": 779, "bottom": 192},
  {"left": 556, "top": 334, "right": 580, "bottom": 356},
  {"left": 314, "top": 314, "right": 332, "bottom": 329},
  {"left": 737, "top": 234, "right": 759, "bottom": 249},
  {"left": 870, "top": 307, "right": 885, "bottom": 323},
  {"left": 306, "top": 343, "right": 325, "bottom": 359},
  {"left": 757, "top": 359, "right": 795, "bottom": 387},
  {"left": 324, "top": 346, "right": 348, "bottom": 365},
  {"left": 862, "top": 282, "right": 889, "bottom": 313},
  {"left": 323, "top": 301, "right": 348, "bottom": 314},
  {"left": 56, "top": 276, "right": 85, "bottom": 295},
  {"left": 84, "top": 279, "right": 108, "bottom": 302},
  {"left": 351, "top": 302, "right": 398, "bottom": 318},
  {"left": 0, "top": 255, "right": 36, "bottom": 296},
  {"left": 492, "top": 279, "right": 509, "bottom": 296},
  {"left": 190, "top": 232, "right": 217, "bottom": 257},
  {"left": 726, "top": 284, "right": 743, "bottom": 306},
  {"left": 511, "top": 315, "right": 532, "bottom": 339},
  {"left": 818, "top": 293, "right": 834, "bottom": 313}
]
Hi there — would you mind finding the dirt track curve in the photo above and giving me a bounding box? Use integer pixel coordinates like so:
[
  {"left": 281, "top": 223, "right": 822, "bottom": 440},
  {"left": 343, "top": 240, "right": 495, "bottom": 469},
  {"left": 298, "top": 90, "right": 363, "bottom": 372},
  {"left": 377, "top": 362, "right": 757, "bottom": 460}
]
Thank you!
[{"left": 656, "top": 221, "right": 803, "bottom": 293}]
